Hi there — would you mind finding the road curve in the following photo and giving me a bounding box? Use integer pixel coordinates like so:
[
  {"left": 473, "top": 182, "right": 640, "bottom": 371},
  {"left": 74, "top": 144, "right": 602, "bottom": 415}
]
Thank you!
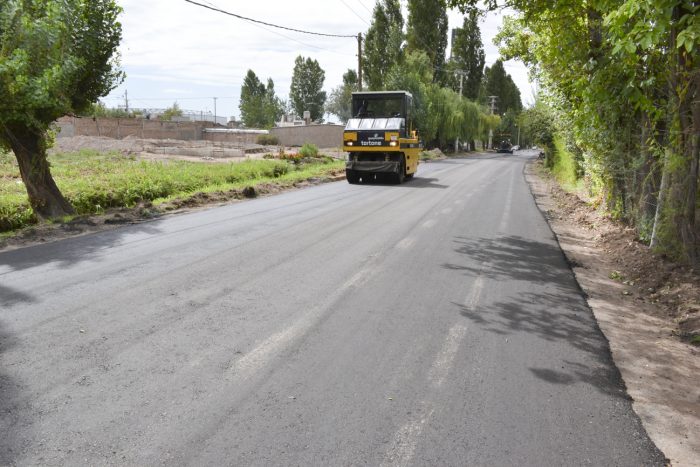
[{"left": 0, "top": 152, "right": 665, "bottom": 466}]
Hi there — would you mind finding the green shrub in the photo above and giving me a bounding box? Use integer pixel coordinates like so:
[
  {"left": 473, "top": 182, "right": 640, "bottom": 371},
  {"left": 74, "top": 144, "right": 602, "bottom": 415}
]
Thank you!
[
  {"left": 299, "top": 143, "right": 319, "bottom": 158},
  {"left": 551, "top": 133, "right": 581, "bottom": 190},
  {"left": 256, "top": 134, "right": 279, "bottom": 145}
]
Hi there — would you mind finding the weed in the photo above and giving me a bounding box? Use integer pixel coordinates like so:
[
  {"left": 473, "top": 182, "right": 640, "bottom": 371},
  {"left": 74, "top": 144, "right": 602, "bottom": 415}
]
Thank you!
[
  {"left": 299, "top": 143, "right": 319, "bottom": 158},
  {"left": 609, "top": 270, "right": 625, "bottom": 281}
]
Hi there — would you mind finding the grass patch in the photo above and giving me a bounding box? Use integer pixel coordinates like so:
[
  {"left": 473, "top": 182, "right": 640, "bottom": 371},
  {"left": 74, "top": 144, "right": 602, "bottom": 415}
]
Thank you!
[
  {"left": 0, "top": 149, "right": 343, "bottom": 232},
  {"left": 550, "top": 134, "right": 583, "bottom": 191}
]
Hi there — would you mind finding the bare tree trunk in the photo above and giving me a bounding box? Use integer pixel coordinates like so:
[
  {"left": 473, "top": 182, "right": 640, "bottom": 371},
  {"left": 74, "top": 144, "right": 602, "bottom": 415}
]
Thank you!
[{"left": 3, "top": 125, "right": 74, "bottom": 219}]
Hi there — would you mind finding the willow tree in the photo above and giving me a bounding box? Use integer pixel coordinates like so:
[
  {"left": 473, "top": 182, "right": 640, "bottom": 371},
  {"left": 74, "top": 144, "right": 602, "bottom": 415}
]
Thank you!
[{"left": 0, "top": 0, "right": 123, "bottom": 219}]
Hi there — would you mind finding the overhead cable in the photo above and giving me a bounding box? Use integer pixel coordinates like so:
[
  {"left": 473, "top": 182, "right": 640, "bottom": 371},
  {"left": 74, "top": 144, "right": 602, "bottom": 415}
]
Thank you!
[
  {"left": 338, "top": 0, "right": 370, "bottom": 25},
  {"left": 183, "top": 0, "right": 357, "bottom": 38}
]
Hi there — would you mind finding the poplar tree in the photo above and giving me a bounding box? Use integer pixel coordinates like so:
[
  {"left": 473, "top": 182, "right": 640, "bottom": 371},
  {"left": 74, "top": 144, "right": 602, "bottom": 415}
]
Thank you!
[
  {"left": 362, "top": 0, "right": 404, "bottom": 90},
  {"left": 483, "top": 60, "right": 522, "bottom": 115},
  {"left": 406, "top": 0, "right": 449, "bottom": 83},
  {"left": 239, "top": 71, "right": 282, "bottom": 128},
  {"left": 450, "top": 11, "right": 485, "bottom": 100},
  {"left": 289, "top": 56, "right": 327, "bottom": 122}
]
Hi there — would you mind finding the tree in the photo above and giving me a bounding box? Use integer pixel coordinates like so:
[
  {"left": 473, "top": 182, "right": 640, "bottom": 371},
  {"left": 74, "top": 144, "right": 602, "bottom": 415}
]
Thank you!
[
  {"left": 385, "top": 49, "right": 492, "bottom": 149},
  {"left": 160, "top": 102, "right": 184, "bottom": 121},
  {"left": 239, "top": 70, "right": 266, "bottom": 127},
  {"left": 450, "top": 11, "right": 485, "bottom": 100},
  {"left": 327, "top": 69, "right": 358, "bottom": 123},
  {"left": 239, "top": 71, "right": 282, "bottom": 128},
  {"left": 362, "top": 0, "right": 404, "bottom": 90},
  {"left": 483, "top": 60, "right": 522, "bottom": 115},
  {"left": 263, "top": 78, "right": 284, "bottom": 127},
  {"left": 289, "top": 56, "right": 327, "bottom": 122},
  {"left": 406, "top": 0, "right": 449, "bottom": 83},
  {"left": 0, "top": 0, "right": 123, "bottom": 219}
]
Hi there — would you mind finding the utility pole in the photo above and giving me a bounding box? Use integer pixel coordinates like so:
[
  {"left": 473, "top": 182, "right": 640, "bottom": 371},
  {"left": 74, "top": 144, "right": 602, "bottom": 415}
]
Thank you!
[
  {"left": 488, "top": 95, "right": 497, "bottom": 114},
  {"left": 455, "top": 71, "right": 465, "bottom": 153},
  {"left": 213, "top": 97, "right": 218, "bottom": 126},
  {"left": 488, "top": 95, "right": 498, "bottom": 150},
  {"left": 124, "top": 90, "right": 129, "bottom": 114},
  {"left": 357, "top": 32, "right": 363, "bottom": 91}
]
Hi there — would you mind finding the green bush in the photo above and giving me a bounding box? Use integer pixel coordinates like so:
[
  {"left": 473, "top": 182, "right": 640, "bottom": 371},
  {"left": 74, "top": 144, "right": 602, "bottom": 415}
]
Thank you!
[
  {"left": 551, "top": 133, "right": 582, "bottom": 190},
  {"left": 256, "top": 134, "right": 279, "bottom": 145},
  {"left": 299, "top": 143, "right": 319, "bottom": 158}
]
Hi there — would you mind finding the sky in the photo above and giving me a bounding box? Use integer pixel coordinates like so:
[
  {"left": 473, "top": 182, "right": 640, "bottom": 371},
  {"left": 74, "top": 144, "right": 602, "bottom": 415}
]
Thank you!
[{"left": 103, "top": 0, "right": 534, "bottom": 122}]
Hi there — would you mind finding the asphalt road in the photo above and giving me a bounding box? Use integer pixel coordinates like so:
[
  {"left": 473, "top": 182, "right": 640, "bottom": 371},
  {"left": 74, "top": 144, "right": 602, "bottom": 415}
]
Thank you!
[{"left": 0, "top": 152, "right": 665, "bottom": 466}]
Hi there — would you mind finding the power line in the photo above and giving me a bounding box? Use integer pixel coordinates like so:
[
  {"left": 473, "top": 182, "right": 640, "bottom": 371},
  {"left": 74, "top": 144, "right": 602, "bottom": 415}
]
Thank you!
[
  {"left": 183, "top": 0, "right": 357, "bottom": 38},
  {"left": 238, "top": 7, "right": 355, "bottom": 57},
  {"left": 101, "top": 96, "right": 238, "bottom": 101},
  {"left": 355, "top": 0, "right": 373, "bottom": 14},
  {"left": 338, "top": 0, "right": 370, "bottom": 25}
]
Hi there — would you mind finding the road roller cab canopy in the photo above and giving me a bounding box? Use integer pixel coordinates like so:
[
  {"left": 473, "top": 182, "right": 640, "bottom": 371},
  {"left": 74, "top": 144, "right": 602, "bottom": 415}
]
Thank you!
[{"left": 345, "top": 91, "right": 414, "bottom": 136}]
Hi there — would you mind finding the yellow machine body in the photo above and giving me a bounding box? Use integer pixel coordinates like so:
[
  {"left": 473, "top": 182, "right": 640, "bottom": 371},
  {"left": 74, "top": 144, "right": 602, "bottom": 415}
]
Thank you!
[{"left": 342, "top": 91, "right": 422, "bottom": 184}]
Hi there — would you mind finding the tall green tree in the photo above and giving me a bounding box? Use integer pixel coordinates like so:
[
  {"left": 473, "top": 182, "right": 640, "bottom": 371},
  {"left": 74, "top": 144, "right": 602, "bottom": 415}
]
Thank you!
[
  {"left": 450, "top": 11, "right": 485, "bottom": 100},
  {"left": 239, "top": 71, "right": 282, "bottom": 128},
  {"left": 362, "top": 0, "right": 404, "bottom": 90},
  {"left": 406, "top": 0, "right": 449, "bottom": 83},
  {"left": 289, "top": 56, "right": 327, "bottom": 122},
  {"left": 263, "top": 78, "right": 283, "bottom": 127},
  {"left": 0, "top": 0, "right": 123, "bottom": 218},
  {"left": 483, "top": 60, "right": 522, "bottom": 115},
  {"left": 327, "top": 69, "right": 358, "bottom": 123}
]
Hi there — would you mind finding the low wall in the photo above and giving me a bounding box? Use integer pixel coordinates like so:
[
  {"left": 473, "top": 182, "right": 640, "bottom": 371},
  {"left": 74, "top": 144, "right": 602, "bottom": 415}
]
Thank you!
[
  {"left": 202, "top": 129, "right": 267, "bottom": 145},
  {"left": 55, "top": 117, "right": 345, "bottom": 148},
  {"left": 270, "top": 125, "right": 344, "bottom": 148},
  {"left": 56, "top": 116, "right": 213, "bottom": 141}
]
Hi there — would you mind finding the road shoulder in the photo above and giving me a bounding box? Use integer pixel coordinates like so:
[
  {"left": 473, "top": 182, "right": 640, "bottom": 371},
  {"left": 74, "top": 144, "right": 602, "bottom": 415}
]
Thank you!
[{"left": 524, "top": 159, "right": 700, "bottom": 467}]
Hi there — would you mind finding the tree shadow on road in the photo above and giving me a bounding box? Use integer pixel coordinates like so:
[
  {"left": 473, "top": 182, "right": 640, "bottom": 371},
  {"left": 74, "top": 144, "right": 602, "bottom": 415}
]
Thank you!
[
  {"left": 443, "top": 235, "right": 571, "bottom": 286},
  {"left": 0, "top": 284, "right": 36, "bottom": 307},
  {"left": 445, "top": 235, "right": 630, "bottom": 399}
]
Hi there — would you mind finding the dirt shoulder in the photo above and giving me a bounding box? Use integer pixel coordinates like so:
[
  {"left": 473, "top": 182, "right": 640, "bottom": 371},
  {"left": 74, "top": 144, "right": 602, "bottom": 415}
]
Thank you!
[{"left": 525, "top": 159, "right": 699, "bottom": 466}]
